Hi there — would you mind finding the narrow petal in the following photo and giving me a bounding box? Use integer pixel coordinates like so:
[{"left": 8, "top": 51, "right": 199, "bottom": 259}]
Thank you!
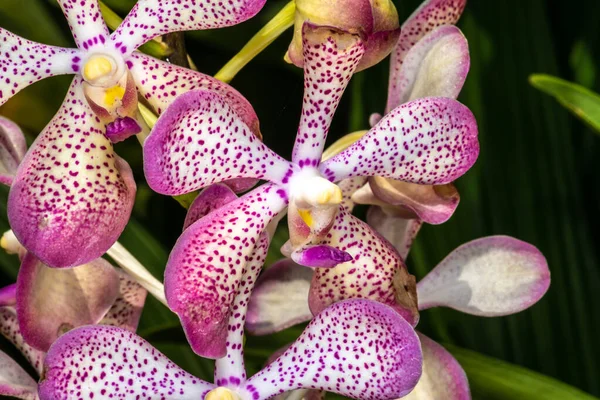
[
  {"left": 100, "top": 270, "right": 148, "bottom": 332},
  {"left": 0, "top": 350, "right": 38, "bottom": 400},
  {"left": 144, "top": 90, "right": 293, "bottom": 196},
  {"left": 320, "top": 97, "right": 479, "bottom": 185},
  {"left": 8, "top": 77, "right": 137, "bottom": 268},
  {"left": 0, "top": 29, "right": 78, "bottom": 107},
  {"left": 39, "top": 325, "right": 214, "bottom": 400},
  {"left": 291, "top": 23, "right": 365, "bottom": 166},
  {"left": 417, "top": 236, "right": 551, "bottom": 316},
  {"left": 164, "top": 184, "right": 287, "bottom": 358},
  {"left": 0, "top": 307, "right": 44, "bottom": 375},
  {"left": 403, "top": 333, "right": 470, "bottom": 400},
  {"left": 338, "top": 176, "right": 368, "bottom": 211},
  {"left": 395, "top": 26, "right": 470, "bottom": 104},
  {"left": 56, "top": 0, "right": 110, "bottom": 50},
  {"left": 183, "top": 184, "right": 238, "bottom": 231},
  {"left": 0, "top": 116, "right": 27, "bottom": 186},
  {"left": 243, "top": 299, "right": 423, "bottom": 400},
  {"left": 386, "top": 0, "right": 467, "bottom": 112},
  {"left": 129, "top": 52, "right": 260, "bottom": 135},
  {"left": 0, "top": 284, "right": 16, "bottom": 307},
  {"left": 366, "top": 206, "right": 422, "bottom": 260},
  {"left": 16, "top": 253, "right": 120, "bottom": 352},
  {"left": 247, "top": 259, "right": 314, "bottom": 335},
  {"left": 112, "top": 0, "right": 267, "bottom": 54},
  {"left": 309, "top": 209, "right": 420, "bottom": 326}
]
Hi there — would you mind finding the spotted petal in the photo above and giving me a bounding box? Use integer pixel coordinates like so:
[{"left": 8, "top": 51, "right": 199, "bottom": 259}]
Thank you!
[
  {"left": 309, "top": 209, "right": 420, "bottom": 326},
  {"left": 99, "top": 270, "right": 148, "bottom": 332},
  {"left": 320, "top": 97, "right": 479, "bottom": 185},
  {"left": 403, "top": 333, "right": 470, "bottom": 400},
  {"left": 0, "top": 29, "right": 78, "bottom": 107},
  {"left": 243, "top": 299, "right": 423, "bottom": 400},
  {"left": 0, "top": 307, "right": 44, "bottom": 375},
  {"left": 39, "top": 325, "right": 215, "bottom": 400},
  {"left": 291, "top": 24, "right": 365, "bottom": 166},
  {"left": 112, "top": 0, "right": 267, "bottom": 54},
  {"left": 7, "top": 77, "right": 137, "bottom": 268},
  {"left": 56, "top": 0, "right": 110, "bottom": 50},
  {"left": 386, "top": 0, "right": 467, "bottom": 112},
  {"left": 366, "top": 206, "right": 422, "bottom": 260},
  {"left": 417, "top": 236, "right": 551, "bottom": 316},
  {"left": 164, "top": 184, "right": 286, "bottom": 358},
  {"left": 0, "top": 350, "right": 38, "bottom": 400},
  {"left": 0, "top": 116, "right": 27, "bottom": 186},
  {"left": 247, "top": 259, "right": 314, "bottom": 335},
  {"left": 144, "top": 90, "right": 293, "bottom": 196},
  {"left": 183, "top": 184, "right": 238, "bottom": 231}
]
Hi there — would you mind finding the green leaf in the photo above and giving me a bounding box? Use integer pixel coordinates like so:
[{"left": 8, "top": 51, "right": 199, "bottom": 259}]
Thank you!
[
  {"left": 529, "top": 74, "right": 600, "bottom": 132},
  {"left": 448, "top": 345, "right": 599, "bottom": 400}
]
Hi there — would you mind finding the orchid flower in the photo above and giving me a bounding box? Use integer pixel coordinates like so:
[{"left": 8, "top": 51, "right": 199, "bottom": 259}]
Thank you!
[
  {"left": 0, "top": 0, "right": 266, "bottom": 268},
  {"left": 0, "top": 116, "right": 27, "bottom": 187},
  {"left": 247, "top": 235, "right": 550, "bottom": 399}
]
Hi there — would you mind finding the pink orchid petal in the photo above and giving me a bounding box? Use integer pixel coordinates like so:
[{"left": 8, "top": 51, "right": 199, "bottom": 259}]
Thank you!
[
  {"left": 165, "top": 184, "right": 286, "bottom": 358},
  {"left": 247, "top": 259, "right": 314, "bottom": 335},
  {"left": 7, "top": 77, "right": 137, "bottom": 268},
  {"left": 56, "top": 0, "right": 110, "bottom": 50},
  {"left": 338, "top": 176, "right": 367, "bottom": 211},
  {"left": 366, "top": 206, "right": 422, "bottom": 260},
  {"left": 395, "top": 25, "right": 469, "bottom": 104},
  {"left": 320, "top": 97, "right": 479, "bottom": 185},
  {"left": 0, "top": 307, "right": 44, "bottom": 375},
  {"left": 417, "top": 236, "right": 551, "bottom": 316},
  {"left": 0, "top": 116, "right": 27, "bottom": 186},
  {"left": 39, "top": 325, "right": 215, "bottom": 400},
  {"left": 357, "top": 28, "right": 401, "bottom": 72},
  {"left": 387, "top": 0, "right": 467, "bottom": 112},
  {"left": 0, "top": 284, "right": 17, "bottom": 307},
  {"left": 291, "top": 23, "right": 365, "bottom": 166},
  {"left": 16, "top": 253, "right": 120, "bottom": 352},
  {"left": 0, "top": 350, "right": 38, "bottom": 400},
  {"left": 403, "top": 333, "right": 470, "bottom": 400},
  {"left": 144, "top": 89, "right": 293, "bottom": 196},
  {"left": 309, "top": 208, "right": 420, "bottom": 326},
  {"left": 183, "top": 183, "right": 238, "bottom": 231},
  {"left": 291, "top": 244, "right": 353, "bottom": 268},
  {"left": 0, "top": 29, "right": 78, "bottom": 107},
  {"left": 129, "top": 52, "right": 260, "bottom": 136},
  {"left": 99, "top": 270, "right": 148, "bottom": 332},
  {"left": 112, "top": 0, "right": 267, "bottom": 53},
  {"left": 243, "top": 299, "right": 423, "bottom": 400}
]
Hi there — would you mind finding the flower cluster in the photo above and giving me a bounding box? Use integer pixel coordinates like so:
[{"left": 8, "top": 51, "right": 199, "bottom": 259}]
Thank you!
[{"left": 0, "top": 0, "right": 551, "bottom": 399}]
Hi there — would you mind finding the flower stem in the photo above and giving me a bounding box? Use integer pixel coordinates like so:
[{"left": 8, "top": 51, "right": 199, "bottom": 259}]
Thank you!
[
  {"left": 107, "top": 242, "right": 168, "bottom": 307},
  {"left": 214, "top": 1, "right": 296, "bottom": 83}
]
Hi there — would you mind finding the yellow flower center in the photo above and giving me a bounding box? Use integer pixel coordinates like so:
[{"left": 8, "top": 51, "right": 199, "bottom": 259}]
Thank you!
[
  {"left": 104, "top": 85, "right": 126, "bottom": 107},
  {"left": 83, "top": 55, "right": 115, "bottom": 83},
  {"left": 204, "top": 387, "right": 240, "bottom": 400}
]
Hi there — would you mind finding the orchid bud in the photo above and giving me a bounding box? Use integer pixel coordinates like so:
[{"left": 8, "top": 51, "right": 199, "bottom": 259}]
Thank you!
[{"left": 287, "top": 0, "right": 400, "bottom": 71}]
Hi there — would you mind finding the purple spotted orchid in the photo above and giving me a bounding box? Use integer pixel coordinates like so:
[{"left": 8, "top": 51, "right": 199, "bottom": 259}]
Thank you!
[
  {"left": 143, "top": 22, "right": 479, "bottom": 357},
  {"left": 0, "top": 0, "right": 266, "bottom": 268}
]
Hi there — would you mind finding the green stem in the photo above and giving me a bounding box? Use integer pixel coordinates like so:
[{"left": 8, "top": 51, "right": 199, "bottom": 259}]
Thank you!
[{"left": 214, "top": 1, "right": 296, "bottom": 83}]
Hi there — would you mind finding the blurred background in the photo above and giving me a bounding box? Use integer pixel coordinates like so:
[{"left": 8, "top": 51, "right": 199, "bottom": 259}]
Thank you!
[{"left": 1, "top": 0, "right": 599, "bottom": 398}]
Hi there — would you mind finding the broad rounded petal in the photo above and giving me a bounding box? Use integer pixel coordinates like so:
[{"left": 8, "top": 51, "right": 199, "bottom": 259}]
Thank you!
[
  {"left": 0, "top": 29, "right": 79, "bottom": 107},
  {"left": 144, "top": 90, "right": 293, "bottom": 196},
  {"left": 417, "top": 236, "right": 551, "bottom": 316},
  {"left": 310, "top": 209, "right": 420, "bottom": 326},
  {"left": 164, "top": 184, "right": 287, "bottom": 358},
  {"left": 100, "top": 270, "right": 148, "bottom": 332},
  {"left": 183, "top": 183, "right": 238, "bottom": 231},
  {"left": 0, "top": 307, "right": 44, "bottom": 375},
  {"left": 357, "top": 28, "right": 401, "bottom": 72},
  {"left": 320, "top": 97, "right": 479, "bottom": 185},
  {"left": 243, "top": 299, "right": 423, "bottom": 400},
  {"left": 0, "top": 350, "right": 38, "bottom": 400},
  {"left": 0, "top": 284, "right": 16, "bottom": 307},
  {"left": 0, "top": 116, "right": 27, "bottom": 185},
  {"left": 16, "top": 253, "right": 120, "bottom": 352},
  {"left": 403, "top": 333, "right": 470, "bottom": 400},
  {"left": 399, "top": 26, "right": 470, "bottom": 103},
  {"left": 366, "top": 206, "right": 422, "bottom": 260},
  {"left": 56, "top": 0, "right": 110, "bottom": 50},
  {"left": 130, "top": 52, "right": 260, "bottom": 135},
  {"left": 112, "top": 0, "right": 267, "bottom": 53},
  {"left": 8, "top": 77, "right": 137, "bottom": 268},
  {"left": 387, "top": 0, "right": 467, "bottom": 112},
  {"left": 39, "top": 325, "right": 214, "bottom": 400},
  {"left": 291, "top": 23, "right": 366, "bottom": 166},
  {"left": 367, "top": 176, "right": 460, "bottom": 224},
  {"left": 247, "top": 259, "right": 314, "bottom": 335}
]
